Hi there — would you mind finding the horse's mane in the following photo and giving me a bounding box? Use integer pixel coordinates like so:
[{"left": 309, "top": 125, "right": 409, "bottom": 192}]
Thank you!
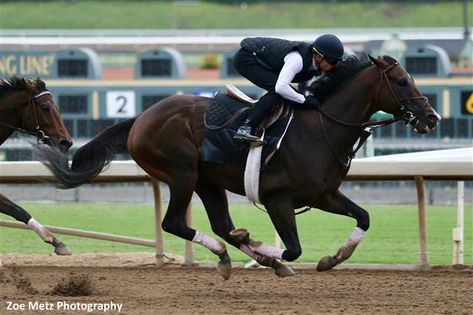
[
  {"left": 308, "top": 55, "right": 372, "bottom": 103},
  {"left": 0, "top": 76, "right": 45, "bottom": 97}
]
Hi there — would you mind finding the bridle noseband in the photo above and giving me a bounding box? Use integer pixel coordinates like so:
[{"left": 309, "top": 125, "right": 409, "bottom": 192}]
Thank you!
[{"left": 0, "top": 90, "right": 52, "bottom": 144}]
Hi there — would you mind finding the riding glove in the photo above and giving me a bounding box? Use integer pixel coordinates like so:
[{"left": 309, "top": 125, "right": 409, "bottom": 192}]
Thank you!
[{"left": 302, "top": 95, "right": 321, "bottom": 109}]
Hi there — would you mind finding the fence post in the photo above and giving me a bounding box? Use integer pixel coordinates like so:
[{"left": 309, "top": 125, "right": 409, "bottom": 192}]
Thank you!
[
  {"left": 184, "top": 203, "right": 194, "bottom": 266},
  {"left": 152, "top": 179, "right": 164, "bottom": 267},
  {"left": 415, "top": 176, "right": 429, "bottom": 267},
  {"left": 453, "top": 181, "right": 464, "bottom": 265}
]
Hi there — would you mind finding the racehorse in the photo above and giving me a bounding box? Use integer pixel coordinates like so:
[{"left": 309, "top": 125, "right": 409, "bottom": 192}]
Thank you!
[
  {"left": 37, "top": 55, "right": 440, "bottom": 278},
  {"left": 0, "top": 77, "right": 73, "bottom": 256}
]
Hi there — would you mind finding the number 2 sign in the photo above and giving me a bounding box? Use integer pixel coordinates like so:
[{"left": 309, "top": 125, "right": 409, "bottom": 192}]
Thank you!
[{"left": 106, "top": 91, "right": 136, "bottom": 118}]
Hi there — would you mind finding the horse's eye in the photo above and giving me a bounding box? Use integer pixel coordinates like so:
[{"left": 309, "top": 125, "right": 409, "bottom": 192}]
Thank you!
[
  {"left": 41, "top": 105, "right": 50, "bottom": 112},
  {"left": 398, "top": 78, "right": 408, "bottom": 86}
]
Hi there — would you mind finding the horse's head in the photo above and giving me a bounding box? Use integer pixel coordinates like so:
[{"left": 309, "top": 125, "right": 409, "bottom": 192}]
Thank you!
[
  {"left": 17, "top": 78, "right": 73, "bottom": 152},
  {"left": 369, "top": 55, "right": 441, "bottom": 133}
]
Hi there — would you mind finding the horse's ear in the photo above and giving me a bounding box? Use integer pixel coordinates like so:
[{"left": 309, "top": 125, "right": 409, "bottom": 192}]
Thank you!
[{"left": 382, "top": 55, "right": 398, "bottom": 64}]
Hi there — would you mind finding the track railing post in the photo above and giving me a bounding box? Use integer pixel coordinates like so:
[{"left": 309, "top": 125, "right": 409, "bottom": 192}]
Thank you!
[
  {"left": 415, "top": 176, "right": 429, "bottom": 268},
  {"left": 152, "top": 179, "right": 164, "bottom": 267},
  {"left": 184, "top": 203, "right": 194, "bottom": 266},
  {"left": 453, "top": 181, "right": 464, "bottom": 265}
]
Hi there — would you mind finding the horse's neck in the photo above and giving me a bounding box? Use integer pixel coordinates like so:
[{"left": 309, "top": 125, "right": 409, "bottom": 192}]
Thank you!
[
  {"left": 324, "top": 67, "right": 378, "bottom": 124},
  {"left": 0, "top": 92, "right": 25, "bottom": 145},
  {"left": 312, "top": 67, "right": 379, "bottom": 158}
]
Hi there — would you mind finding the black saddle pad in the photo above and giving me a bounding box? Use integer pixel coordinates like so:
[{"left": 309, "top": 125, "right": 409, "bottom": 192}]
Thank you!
[{"left": 201, "top": 92, "right": 292, "bottom": 168}]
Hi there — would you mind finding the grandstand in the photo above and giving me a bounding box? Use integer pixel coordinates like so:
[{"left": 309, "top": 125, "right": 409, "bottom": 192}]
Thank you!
[{"left": 0, "top": 27, "right": 472, "bottom": 160}]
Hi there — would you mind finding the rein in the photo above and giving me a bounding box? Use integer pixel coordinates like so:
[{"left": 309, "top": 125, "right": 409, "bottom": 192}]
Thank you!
[
  {"left": 0, "top": 90, "right": 52, "bottom": 144},
  {"left": 317, "top": 61, "right": 425, "bottom": 169}
]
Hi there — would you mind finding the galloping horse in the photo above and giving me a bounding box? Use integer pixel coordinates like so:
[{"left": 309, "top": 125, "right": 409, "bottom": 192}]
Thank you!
[
  {"left": 0, "top": 77, "right": 73, "bottom": 256},
  {"left": 38, "top": 55, "right": 440, "bottom": 278}
]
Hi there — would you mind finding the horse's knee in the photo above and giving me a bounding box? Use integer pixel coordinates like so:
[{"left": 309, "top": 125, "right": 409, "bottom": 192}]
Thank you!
[
  {"left": 282, "top": 247, "right": 302, "bottom": 262},
  {"left": 161, "top": 218, "right": 183, "bottom": 236},
  {"left": 357, "top": 209, "right": 370, "bottom": 231}
]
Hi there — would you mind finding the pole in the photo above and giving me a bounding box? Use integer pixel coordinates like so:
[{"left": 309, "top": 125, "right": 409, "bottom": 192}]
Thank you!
[
  {"left": 463, "top": 0, "right": 471, "bottom": 39},
  {"left": 152, "top": 179, "right": 164, "bottom": 266},
  {"left": 415, "top": 176, "right": 429, "bottom": 268},
  {"left": 184, "top": 203, "right": 194, "bottom": 266},
  {"left": 453, "top": 181, "right": 465, "bottom": 265},
  {"left": 0, "top": 220, "right": 156, "bottom": 247}
]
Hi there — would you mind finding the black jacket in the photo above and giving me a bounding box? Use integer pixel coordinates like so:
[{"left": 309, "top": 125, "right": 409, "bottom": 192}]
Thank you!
[{"left": 240, "top": 37, "right": 318, "bottom": 83}]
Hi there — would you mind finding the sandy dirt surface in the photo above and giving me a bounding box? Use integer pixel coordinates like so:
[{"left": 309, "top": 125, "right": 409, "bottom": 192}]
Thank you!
[{"left": 1, "top": 254, "right": 472, "bottom": 315}]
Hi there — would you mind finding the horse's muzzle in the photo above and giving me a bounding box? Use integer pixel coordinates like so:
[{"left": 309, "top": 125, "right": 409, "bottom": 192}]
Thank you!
[{"left": 413, "top": 110, "right": 442, "bottom": 134}]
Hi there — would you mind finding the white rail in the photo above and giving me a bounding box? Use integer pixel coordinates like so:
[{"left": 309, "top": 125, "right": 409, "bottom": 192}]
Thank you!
[{"left": 0, "top": 147, "right": 471, "bottom": 266}]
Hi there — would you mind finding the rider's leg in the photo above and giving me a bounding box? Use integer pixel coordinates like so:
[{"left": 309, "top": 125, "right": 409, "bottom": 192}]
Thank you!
[
  {"left": 234, "top": 92, "right": 282, "bottom": 142},
  {"left": 232, "top": 49, "right": 282, "bottom": 142}
]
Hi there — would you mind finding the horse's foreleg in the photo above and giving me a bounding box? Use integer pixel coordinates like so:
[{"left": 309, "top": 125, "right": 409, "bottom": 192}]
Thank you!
[
  {"left": 0, "top": 194, "right": 71, "bottom": 255},
  {"left": 316, "top": 190, "right": 370, "bottom": 271}
]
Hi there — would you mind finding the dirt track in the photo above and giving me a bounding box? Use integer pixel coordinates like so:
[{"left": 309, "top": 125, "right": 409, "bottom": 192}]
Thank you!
[{"left": 1, "top": 254, "right": 472, "bottom": 315}]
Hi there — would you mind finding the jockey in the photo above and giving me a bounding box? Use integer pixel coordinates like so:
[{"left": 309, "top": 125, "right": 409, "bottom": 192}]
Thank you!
[{"left": 232, "top": 34, "right": 345, "bottom": 143}]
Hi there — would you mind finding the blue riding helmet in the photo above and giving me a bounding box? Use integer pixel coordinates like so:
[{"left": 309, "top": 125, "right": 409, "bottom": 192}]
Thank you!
[{"left": 311, "top": 34, "right": 344, "bottom": 61}]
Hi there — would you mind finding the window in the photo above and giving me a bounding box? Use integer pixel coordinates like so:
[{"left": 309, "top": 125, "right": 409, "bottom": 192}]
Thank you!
[
  {"left": 142, "top": 95, "right": 171, "bottom": 111},
  {"left": 57, "top": 59, "right": 88, "bottom": 77},
  {"left": 405, "top": 57, "right": 437, "bottom": 75},
  {"left": 58, "top": 95, "right": 88, "bottom": 114},
  {"left": 141, "top": 59, "right": 172, "bottom": 77}
]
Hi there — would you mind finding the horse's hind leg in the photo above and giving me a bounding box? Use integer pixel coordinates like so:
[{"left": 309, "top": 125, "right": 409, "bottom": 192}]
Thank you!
[
  {"left": 160, "top": 176, "right": 231, "bottom": 278},
  {"left": 0, "top": 193, "right": 71, "bottom": 255},
  {"left": 194, "top": 178, "right": 236, "bottom": 279},
  {"left": 316, "top": 190, "right": 370, "bottom": 271}
]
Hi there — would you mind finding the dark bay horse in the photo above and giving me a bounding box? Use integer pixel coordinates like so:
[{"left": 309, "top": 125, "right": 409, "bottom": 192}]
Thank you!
[
  {"left": 0, "top": 77, "right": 73, "bottom": 256},
  {"left": 38, "top": 55, "right": 440, "bottom": 278}
]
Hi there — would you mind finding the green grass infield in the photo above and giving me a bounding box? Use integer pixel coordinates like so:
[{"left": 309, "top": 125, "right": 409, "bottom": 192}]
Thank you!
[{"left": 0, "top": 202, "right": 471, "bottom": 265}]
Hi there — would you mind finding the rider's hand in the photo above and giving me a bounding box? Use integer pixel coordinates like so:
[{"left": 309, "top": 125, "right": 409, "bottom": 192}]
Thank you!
[{"left": 302, "top": 95, "right": 321, "bottom": 109}]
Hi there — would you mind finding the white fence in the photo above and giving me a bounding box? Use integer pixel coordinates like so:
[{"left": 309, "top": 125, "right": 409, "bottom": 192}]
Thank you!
[{"left": 1, "top": 147, "right": 471, "bottom": 266}]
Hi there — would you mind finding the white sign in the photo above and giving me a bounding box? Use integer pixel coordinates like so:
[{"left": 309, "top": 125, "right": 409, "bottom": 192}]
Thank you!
[{"left": 106, "top": 91, "right": 136, "bottom": 118}]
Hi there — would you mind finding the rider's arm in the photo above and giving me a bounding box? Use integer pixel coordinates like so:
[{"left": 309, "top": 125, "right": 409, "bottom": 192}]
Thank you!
[{"left": 275, "top": 52, "right": 306, "bottom": 103}]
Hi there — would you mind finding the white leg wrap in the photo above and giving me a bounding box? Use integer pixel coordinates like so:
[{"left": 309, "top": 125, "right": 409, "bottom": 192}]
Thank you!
[
  {"left": 192, "top": 231, "right": 225, "bottom": 255},
  {"left": 239, "top": 244, "right": 260, "bottom": 261},
  {"left": 251, "top": 243, "right": 284, "bottom": 260},
  {"left": 345, "top": 227, "right": 365, "bottom": 247},
  {"left": 27, "top": 218, "right": 53, "bottom": 243}
]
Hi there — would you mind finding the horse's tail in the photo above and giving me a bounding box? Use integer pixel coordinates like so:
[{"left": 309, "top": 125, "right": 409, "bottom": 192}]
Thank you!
[{"left": 36, "top": 116, "right": 137, "bottom": 189}]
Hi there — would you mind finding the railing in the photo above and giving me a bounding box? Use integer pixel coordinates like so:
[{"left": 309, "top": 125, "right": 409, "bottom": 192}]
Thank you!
[{"left": 1, "top": 147, "right": 471, "bottom": 267}]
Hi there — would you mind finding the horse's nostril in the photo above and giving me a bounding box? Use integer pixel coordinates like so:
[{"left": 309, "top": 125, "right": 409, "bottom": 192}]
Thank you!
[{"left": 427, "top": 113, "right": 440, "bottom": 123}]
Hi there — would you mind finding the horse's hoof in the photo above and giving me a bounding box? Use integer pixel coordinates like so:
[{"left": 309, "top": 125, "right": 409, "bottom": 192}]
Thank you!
[
  {"left": 272, "top": 260, "right": 295, "bottom": 277},
  {"left": 229, "top": 228, "right": 250, "bottom": 244},
  {"left": 217, "top": 250, "right": 231, "bottom": 280},
  {"left": 217, "top": 261, "right": 232, "bottom": 280},
  {"left": 54, "top": 244, "right": 72, "bottom": 255},
  {"left": 316, "top": 255, "right": 338, "bottom": 272}
]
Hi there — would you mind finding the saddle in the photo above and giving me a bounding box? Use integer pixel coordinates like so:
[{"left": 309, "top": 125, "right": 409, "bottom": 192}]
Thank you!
[{"left": 201, "top": 85, "right": 293, "bottom": 168}]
